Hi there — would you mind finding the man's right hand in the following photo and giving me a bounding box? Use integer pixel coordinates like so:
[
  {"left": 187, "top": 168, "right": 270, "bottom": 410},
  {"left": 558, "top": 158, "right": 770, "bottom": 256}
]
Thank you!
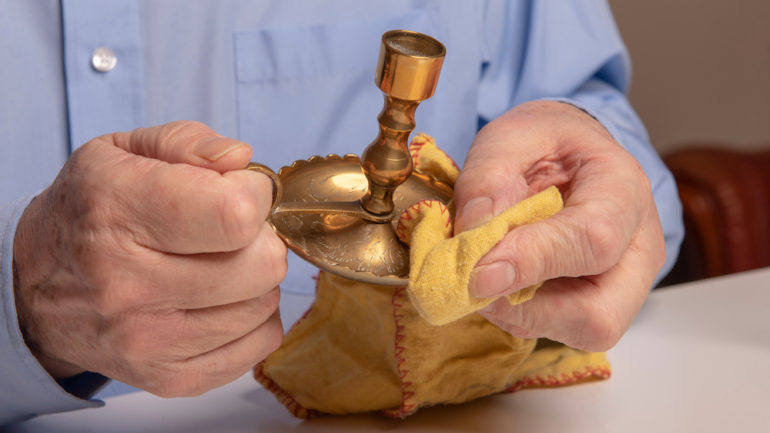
[{"left": 12, "top": 121, "right": 287, "bottom": 397}]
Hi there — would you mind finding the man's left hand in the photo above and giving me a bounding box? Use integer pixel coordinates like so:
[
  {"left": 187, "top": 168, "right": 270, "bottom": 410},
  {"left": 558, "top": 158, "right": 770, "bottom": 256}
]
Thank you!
[{"left": 454, "top": 100, "right": 666, "bottom": 352}]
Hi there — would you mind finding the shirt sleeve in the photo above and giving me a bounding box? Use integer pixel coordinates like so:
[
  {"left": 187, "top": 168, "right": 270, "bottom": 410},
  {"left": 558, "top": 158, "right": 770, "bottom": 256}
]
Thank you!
[
  {"left": 0, "top": 196, "right": 106, "bottom": 426},
  {"left": 477, "top": 0, "right": 684, "bottom": 285}
]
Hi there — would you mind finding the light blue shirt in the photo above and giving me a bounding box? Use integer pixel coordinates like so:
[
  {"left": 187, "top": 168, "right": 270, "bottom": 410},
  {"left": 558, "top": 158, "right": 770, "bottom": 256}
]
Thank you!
[{"left": 0, "top": 0, "right": 683, "bottom": 424}]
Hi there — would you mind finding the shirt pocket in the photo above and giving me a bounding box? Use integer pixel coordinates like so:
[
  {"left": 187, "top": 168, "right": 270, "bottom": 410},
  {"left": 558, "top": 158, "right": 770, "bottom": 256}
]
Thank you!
[{"left": 233, "top": 9, "right": 441, "bottom": 171}]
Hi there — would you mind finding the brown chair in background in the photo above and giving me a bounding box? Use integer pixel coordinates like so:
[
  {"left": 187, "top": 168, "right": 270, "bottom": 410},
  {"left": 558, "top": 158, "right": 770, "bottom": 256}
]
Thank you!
[{"left": 661, "top": 147, "right": 770, "bottom": 286}]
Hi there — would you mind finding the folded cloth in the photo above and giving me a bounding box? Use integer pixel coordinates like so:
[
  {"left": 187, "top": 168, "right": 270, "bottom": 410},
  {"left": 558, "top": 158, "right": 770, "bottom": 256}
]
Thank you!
[
  {"left": 255, "top": 133, "right": 610, "bottom": 418},
  {"left": 400, "top": 133, "right": 562, "bottom": 325}
]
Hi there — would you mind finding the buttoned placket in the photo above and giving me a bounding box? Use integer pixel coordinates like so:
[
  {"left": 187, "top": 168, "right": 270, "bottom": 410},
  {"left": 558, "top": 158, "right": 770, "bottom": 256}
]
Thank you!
[{"left": 61, "top": 0, "right": 146, "bottom": 151}]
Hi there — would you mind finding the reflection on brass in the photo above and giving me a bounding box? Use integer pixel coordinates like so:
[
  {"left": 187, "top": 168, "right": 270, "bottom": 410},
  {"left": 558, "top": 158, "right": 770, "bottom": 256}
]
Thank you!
[
  {"left": 361, "top": 30, "right": 445, "bottom": 216},
  {"left": 274, "top": 201, "right": 392, "bottom": 224},
  {"left": 246, "top": 31, "right": 448, "bottom": 285}
]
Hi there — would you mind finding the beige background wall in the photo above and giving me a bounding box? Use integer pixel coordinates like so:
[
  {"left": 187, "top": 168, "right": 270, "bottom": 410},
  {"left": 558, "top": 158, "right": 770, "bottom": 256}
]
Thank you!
[{"left": 609, "top": 0, "right": 770, "bottom": 154}]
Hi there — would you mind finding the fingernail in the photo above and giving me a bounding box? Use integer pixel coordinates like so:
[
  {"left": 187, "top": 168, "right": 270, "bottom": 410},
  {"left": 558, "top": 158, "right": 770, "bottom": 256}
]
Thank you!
[
  {"left": 456, "top": 196, "right": 494, "bottom": 232},
  {"left": 468, "top": 261, "right": 516, "bottom": 298},
  {"left": 196, "top": 139, "right": 247, "bottom": 162}
]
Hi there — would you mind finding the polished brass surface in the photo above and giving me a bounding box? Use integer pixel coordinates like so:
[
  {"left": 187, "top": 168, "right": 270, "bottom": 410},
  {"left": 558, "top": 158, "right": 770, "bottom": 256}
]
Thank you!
[
  {"left": 375, "top": 30, "right": 445, "bottom": 101},
  {"left": 274, "top": 201, "right": 391, "bottom": 224},
  {"left": 246, "top": 30, "right": 448, "bottom": 285},
  {"left": 361, "top": 30, "right": 445, "bottom": 216},
  {"left": 247, "top": 162, "right": 391, "bottom": 224},
  {"left": 268, "top": 155, "right": 452, "bottom": 285}
]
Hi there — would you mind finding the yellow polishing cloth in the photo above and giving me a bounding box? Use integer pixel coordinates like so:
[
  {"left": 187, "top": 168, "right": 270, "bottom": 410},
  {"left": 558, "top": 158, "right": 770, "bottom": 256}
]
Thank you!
[
  {"left": 254, "top": 133, "right": 610, "bottom": 418},
  {"left": 398, "top": 185, "right": 562, "bottom": 325},
  {"left": 399, "top": 133, "right": 562, "bottom": 325}
]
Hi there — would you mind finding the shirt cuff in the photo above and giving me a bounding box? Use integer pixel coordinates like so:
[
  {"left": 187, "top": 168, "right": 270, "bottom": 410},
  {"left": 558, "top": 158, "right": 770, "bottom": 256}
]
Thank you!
[
  {"left": 542, "top": 96, "right": 628, "bottom": 150},
  {"left": 1, "top": 195, "right": 105, "bottom": 425}
]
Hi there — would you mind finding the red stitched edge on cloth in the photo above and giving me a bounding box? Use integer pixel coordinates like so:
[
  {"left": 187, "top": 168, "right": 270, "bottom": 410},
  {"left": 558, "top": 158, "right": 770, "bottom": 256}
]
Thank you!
[
  {"left": 395, "top": 199, "right": 451, "bottom": 242},
  {"left": 409, "top": 140, "right": 426, "bottom": 170},
  {"left": 382, "top": 286, "right": 418, "bottom": 418},
  {"left": 252, "top": 273, "right": 323, "bottom": 420},
  {"left": 394, "top": 203, "right": 418, "bottom": 242},
  {"left": 505, "top": 365, "right": 612, "bottom": 392},
  {"left": 254, "top": 363, "right": 319, "bottom": 420},
  {"left": 409, "top": 134, "right": 460, "bottom": 172}
]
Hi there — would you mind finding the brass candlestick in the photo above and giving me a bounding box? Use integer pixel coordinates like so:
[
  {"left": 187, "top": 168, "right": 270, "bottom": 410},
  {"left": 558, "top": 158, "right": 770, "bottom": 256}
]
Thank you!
[
  {"left": 361, "top": 30, "right": 445, "bottom": 216},
  {"left": 249, "top": 30, "right": 450, "bottom": 286}
]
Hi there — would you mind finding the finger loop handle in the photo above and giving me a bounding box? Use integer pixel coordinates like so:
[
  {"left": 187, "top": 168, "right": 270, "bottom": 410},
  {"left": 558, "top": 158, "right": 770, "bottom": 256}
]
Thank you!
[{"left": 246, "top": 162, "right": 283, "bottom": 216}]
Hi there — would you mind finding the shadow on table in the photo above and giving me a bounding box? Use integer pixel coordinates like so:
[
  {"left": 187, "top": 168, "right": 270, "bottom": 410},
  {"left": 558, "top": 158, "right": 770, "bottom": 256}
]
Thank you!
[
  {"left": 242, "top": 387, "right": 532, "bottom": 433},
  {"left": 6, "top": 384, "right": 549, "bottom": 433}
]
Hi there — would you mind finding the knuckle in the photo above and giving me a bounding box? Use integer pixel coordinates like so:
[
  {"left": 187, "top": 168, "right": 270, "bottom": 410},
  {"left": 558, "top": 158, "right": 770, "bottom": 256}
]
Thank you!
[
  {"left": 260, "top": 318, "right": 284, "bottom": 357},
  {"left": 582, "top": 213, "right": 623, "bottom": 273},
  {"left": 249, "top": 230, "right": 287, "bottom": 290},
  {"left": 69, "top": 138, "right": 110, "bottom": 172},
  {"left": 259, "top": 287, "right": 282, "bottom": 316},
  {"left": 263, "top": 231, "right": 288, "bottom": 284},
  {"left": 219, "top": 188, "right": 261, "bottom": 249},
  {"left": 159, "top": 120, "right": 208, "bottom": 143},
  {"left": 112, "top": 313, "right": 180, "bottom": 361},
  {"left": 574, "top": 304, "right": 625, "bottom": 352},
  {"left": 153, "top": 121, "right": 216, "bottom": 162},
  {"left": 456, "top": 163, "right": 510, "bottom": 199},
  {"left": 244, "top": 289, "right": 282, "bottom": 325},
  {"left": 503, "top": 226, "right": 547, "bottom": 284}
]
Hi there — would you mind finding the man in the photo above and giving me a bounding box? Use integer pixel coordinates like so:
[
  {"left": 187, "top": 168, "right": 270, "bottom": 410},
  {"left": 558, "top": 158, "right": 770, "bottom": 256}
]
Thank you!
[{"left": 0, "top": 0, "right": 683, "bottom": 424}]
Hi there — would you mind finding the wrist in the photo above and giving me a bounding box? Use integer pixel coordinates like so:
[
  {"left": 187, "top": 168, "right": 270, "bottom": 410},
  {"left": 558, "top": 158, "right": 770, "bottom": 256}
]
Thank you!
[
  {"left": 540, "top": 98, "right": 621, "bottom": 144},
  {"left": 521, "top": 99, "right": 614, "bottom": 139},
  {"left": 12, "top": 193, "right": 86, "bottom": 380}
]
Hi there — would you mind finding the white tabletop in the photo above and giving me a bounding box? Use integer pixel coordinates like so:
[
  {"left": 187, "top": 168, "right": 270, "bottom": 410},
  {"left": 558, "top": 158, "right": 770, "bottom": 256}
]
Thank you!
[{"left": 11, "top": 267, "right": 770, "bottom": 433}]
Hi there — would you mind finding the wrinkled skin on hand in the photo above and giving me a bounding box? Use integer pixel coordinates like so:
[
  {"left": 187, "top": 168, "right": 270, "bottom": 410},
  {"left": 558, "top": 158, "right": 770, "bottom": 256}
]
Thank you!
[
  {"left": 13, "top": 121, "right": 287, "bottom": 397},
  {"left": 454, "top": 101, "right": 665, "bottom": 352}
]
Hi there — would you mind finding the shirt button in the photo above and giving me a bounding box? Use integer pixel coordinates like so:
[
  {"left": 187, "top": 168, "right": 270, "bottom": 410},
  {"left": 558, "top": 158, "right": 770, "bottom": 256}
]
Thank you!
[{"left": 91, "top": 47, "right": 117, "bottom": 72}]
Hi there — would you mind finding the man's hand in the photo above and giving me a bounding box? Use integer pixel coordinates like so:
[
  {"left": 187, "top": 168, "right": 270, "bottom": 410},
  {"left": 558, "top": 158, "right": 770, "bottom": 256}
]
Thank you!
[
  {"left": 13, "top": 121, "right": 287, "bottom": 397},
  {"left": 454, "top": 101, "right": 665, "bottom": 352}
]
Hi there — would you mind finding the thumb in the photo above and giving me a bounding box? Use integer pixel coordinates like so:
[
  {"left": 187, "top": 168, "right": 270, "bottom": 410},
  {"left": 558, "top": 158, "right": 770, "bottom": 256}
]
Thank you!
[
  {"left": 453, "top": 162, "right": 528, "bottom": 234},
  {"left": 113, "top": 120, "right": 253, "bottom": 173},
  {"left": 453, "top": 116, "right": 536, "bottom": 234},
  {"left": 452, "top": 161, "right": 529, "bottom": 300}
]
